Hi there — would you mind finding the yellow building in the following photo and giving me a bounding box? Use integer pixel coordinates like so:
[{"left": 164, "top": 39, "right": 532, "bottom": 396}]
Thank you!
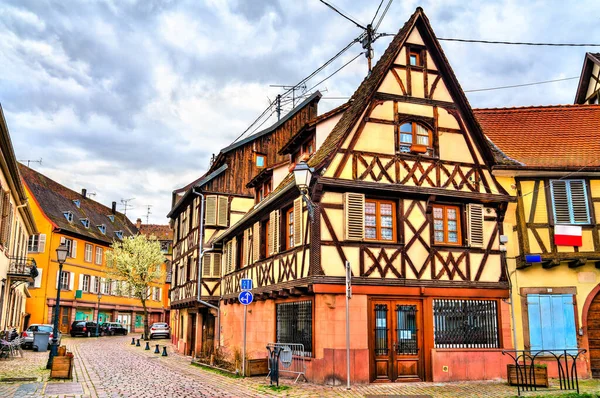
[
  {"left": 21, "top": 165, "right": 166, "bottom": 334},
  {"left": 0, "top": 106, "right": 38, "bottom": 333}
]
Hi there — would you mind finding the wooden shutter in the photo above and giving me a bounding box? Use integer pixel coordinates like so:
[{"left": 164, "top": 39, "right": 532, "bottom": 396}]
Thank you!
[
  {"left": 33, "top": 269, "right": 43, "bottom": 288},
  {"left": 90, "top": 276, "right": 97, "bottom": 293},
  {"left": 68, "top": 272, "right": 75, "bottom": 291},
  {"left": 79, "top": 274, "right": 84, "bottom": 291},
  {"left": 213, "top": 253, "right": 222, "bottom": 277},
  {"left": 467, "top": 204, "right": 484, "bottom": 248},
  {"left": 550, "top": 180, "right": 571, "bottom": 224},
  {"left": 71, "top": 240, "right": 77, "bottom": 258},
  {"left": 242, "top": 229, "right": 249, "bottom": 266},
  {"left": 202, "top": 254, "right": 212, "bottom": 277},
  {"left": 56, "top": 270, "right": 60, "bottom": 289},
  {"left": 568, "top": 180, "right": 591, "bottom": 224},
  {"left": 217, "top": 196, "right": 229, "bottom": 227},
  {"left": 0, "top": 191, "right": 9, "bottom": 245},
  {"left": 293, "top": 197, "right": 303, "bottom": 247},
  {"left": 344, "top": 193, "right": 365, "bottom": 241},
  {"left": 39, "top": 234, "right": 46, "bottom": 252},
  {"left": 205, "top": 195, "right": 217, "bottom": 226},
  {"left": 253, "top": 222, "right": 260, "bottom": 263},
  {"left": 269, "top": 210, "right": 280, "bottom": 255},
  {"left": 527, "top": 294, "right": 577, "bottom": 352},
  {"left": 230, "top": 237, "right": 237, "bottom": 273},
  {"left": 5, "top": 202, "right": 12, "bottom": 250}
]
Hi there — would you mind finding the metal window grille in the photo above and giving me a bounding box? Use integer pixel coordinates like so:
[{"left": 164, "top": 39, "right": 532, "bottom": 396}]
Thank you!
[
  {"left": 433, "top": 299, "right": 499, "bottom": 348},
  {"left": 396, "top": 305, "right": 418, "bottom": 355},
  {"left": 276, "top": 301, "right": 312, "bottom": 356},
  {"left": 374, "top": 304, "right": 388, "bottom": 355}
]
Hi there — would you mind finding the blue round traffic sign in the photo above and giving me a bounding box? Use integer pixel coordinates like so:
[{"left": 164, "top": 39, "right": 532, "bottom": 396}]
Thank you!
[{"left": 238, "top": 291, "right": 254, "bottom": 305}]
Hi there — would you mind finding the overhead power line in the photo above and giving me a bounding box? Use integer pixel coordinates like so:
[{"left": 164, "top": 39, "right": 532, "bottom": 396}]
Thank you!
[
  {"left": 437, "top": 38, "right": 600, "bottom": 47},
  {"left": 305, "top": 52, "right": 364, "bottom": 93},
  {"left": 464, "top": 76, "right": 579, "bottom": 93}
]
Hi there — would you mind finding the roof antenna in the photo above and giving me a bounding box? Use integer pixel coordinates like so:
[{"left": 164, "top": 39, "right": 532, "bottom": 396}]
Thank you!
[
  {"left": 19, "top": 158, "right": 42, "bottom": 168},
  {"left": 319, "top": 0, "right": 394, "bottom": 72},
  {"left": 269, "top": 84, "right": 307, "bottom": 108},
  {"left": 145, "top": 205, "right": 152, "bottom": 225},
  {"left": 120, "top": 198, "right": 135, "bottom": 218}
]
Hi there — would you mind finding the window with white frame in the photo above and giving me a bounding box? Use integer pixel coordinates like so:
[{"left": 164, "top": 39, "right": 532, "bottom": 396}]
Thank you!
[
  {"left": 63, "top": 211, "right": 74, "bottom": 223},
  {"left": 102, "top": 278, "right": 111, "bottom": 295},
  {"left": 60, "top": 271, "right": 70, "bottom": 290},
  {"left": 27, "top": 234, "right": 46, "bottom": 253},
  {"left": 153, "top": 287, "right": 161, "bottom": 301},
  {"left": 93, "top": 276, "right": 100, "bottom": 293},
  {"left": 82, "top": 275, "right": 90, "bottom": 292},
  {"left": 60, "top": 237, "right": 76, "bottom": 258},
  {"left": 95, "top": 247, "right": 103, "bottom": 265},
  {"left": 84, "top": 243, "right": 93, "bottom": 262}
]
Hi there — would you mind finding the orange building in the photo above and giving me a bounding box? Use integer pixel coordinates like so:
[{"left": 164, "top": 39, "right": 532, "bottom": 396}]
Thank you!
[{"left": 21, "top": 165, "right": 167, "bottom": 334}]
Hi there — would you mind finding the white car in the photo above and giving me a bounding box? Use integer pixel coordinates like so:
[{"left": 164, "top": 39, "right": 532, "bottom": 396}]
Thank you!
[
  {"left": 149, "top": 323, "right": 170, "bottom": 339},
  {"left": 22, "top": 324, "right": 61, "bottom": 349}
]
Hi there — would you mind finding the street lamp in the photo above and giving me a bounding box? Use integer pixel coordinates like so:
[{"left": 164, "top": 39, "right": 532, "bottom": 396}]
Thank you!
[
  {"left": 47, "top": 243, "right": 69, "bottom": 369},
  {"left": 292, "top": 160, "right": 315, "bottom": 218},
  {"left": 95, "top": 294, "right": 102, "bottom": 337}
]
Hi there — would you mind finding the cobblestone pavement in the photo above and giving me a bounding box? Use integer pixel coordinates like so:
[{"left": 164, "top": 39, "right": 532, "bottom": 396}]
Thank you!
[{"left": 1, "top": 335, "right": 600, "bottom": 397}]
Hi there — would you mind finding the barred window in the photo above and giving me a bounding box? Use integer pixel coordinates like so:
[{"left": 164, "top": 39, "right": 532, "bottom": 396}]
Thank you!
[
  {"left": 276, "top": 301, "right": 312, "bottom": 356},
  {"left": 433, "top": 299, "right": 499, "bottom": 348}
]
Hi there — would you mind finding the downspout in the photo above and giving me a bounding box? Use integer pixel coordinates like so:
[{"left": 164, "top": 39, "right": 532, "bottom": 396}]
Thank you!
[{"left": 192, "top": 190, "right": 220, "bottom": 347}]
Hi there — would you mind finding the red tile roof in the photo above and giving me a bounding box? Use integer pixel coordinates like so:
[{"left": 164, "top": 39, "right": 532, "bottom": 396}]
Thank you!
[
  {"left": 474, "top": 104, "right": 600, "bottom": 168},
  {"left": 139, "top": 224, "right": 173, "bottom": 240}
]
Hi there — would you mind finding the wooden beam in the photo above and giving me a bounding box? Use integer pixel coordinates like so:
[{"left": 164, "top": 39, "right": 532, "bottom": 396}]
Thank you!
[
  {"left": 278, "top": 289, "right": 289, "bottom": 298},
  {"left": 373, "top": 92, "right": 455, "bottom": 109},
  {"left": 568, "top": 258, "right": 587, "bottom": 268},
  {"left": 542, "top": 259, "right": 560, "bottom": 269}
]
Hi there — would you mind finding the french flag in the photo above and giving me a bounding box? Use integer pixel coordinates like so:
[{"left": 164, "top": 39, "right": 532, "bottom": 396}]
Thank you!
[{"left": 554, "top": 225, "right": 582, "bottom": 247}]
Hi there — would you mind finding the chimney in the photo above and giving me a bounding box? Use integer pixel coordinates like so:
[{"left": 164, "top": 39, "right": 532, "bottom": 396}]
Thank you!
[
  {"left": 111, "top": 201, "right": 117, "bottom": 214},
  {"left": 81, "top": 188, "right": 87, "bottom": 198},
  {"left": 136, "top": 218, "right": 142, "bottom": 229}
]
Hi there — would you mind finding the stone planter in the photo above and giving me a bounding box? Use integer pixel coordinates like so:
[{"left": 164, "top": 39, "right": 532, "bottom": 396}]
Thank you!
[{"left": 507, "top": 364, "right": 549, "bottom": 387}]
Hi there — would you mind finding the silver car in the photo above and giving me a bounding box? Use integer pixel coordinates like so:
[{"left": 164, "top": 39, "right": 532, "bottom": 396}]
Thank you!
[
  {"left": 21, "top": 324, "right": 61, "bottom": 349},
  {"left": 149, "top": 322, "right": 170, "bottom": 339}
]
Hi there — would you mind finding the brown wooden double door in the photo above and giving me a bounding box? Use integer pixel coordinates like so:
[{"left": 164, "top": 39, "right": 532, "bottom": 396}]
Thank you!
[
  {"left": 370, "top": 299, "right": 423, "bottom": 382},
  {"left": 589, "top": 292, "right": 600, "bottom": 378}
]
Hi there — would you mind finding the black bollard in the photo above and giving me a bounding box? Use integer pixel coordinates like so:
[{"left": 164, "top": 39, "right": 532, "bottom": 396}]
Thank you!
[
  {"left": 141, "top": 334, "right": 145, "bottom": 340},
  {"left": 162, "top": 346, "right": 168, "bottom": 356},
  {"left": 154, "top": 344, "right": 160, "bottom": 354},
  {"left": 145, "top": 342, "right": 150, "bottom": 350},
  {"left": 136, "top": 339, "right": 140, "bottom": 347},
  {"left": 131, "top": 337, "right": 135, "bottom": 345}
]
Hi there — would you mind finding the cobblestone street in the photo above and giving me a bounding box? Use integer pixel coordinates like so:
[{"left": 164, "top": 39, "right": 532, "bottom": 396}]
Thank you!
[{"left": 0, "top": 336, "right": 599, "bottom": 397}]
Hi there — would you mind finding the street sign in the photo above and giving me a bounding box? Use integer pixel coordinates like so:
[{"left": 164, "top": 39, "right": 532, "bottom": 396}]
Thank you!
[
  {"left": 240, "top": 278, "right": 253, "bottom": 291},
  {"left": 239, "top": 291, "right": 254, "bottom": 305},
  {"left": 525, "top": 254, "right": 542, "bottom": 263}
]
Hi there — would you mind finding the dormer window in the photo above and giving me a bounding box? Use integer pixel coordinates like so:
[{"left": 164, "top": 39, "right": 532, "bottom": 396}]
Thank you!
[
  {"left": 293, "top": 137, "right": 315, "bottom": 164},
  {"left": 97, "top": 224, "right": 106, "bottom": 234},
  {"left": 115, "top": 230, "right": 123, "bottom": 240},
  {"left": 107, "top": 215, "right": 115, "bottom": 223},
  {"left": 256, "top": 178, "right": 272, "bottom": 203},
  {"left": 63, "top": 211, "right": 73, "bottom": 223},
  {"left": 398, "top": 122, "right": 432, "bottom": 155},
  {"left": 255, "top": 153, "right": 266, "bottom": 168},
  {"left": 73, "top": 199, "right": 81, "bottom": 208},
  {"left": 80, "top": 218, "right": 90, "bottom": 228}
]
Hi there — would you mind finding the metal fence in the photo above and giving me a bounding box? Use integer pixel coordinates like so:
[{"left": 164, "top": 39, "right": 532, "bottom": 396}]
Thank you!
[
  {"left": 266, "top": 343, "right": 307, "bottom": 383},
  {"left": 433, "top": 299, "right": 499, "bottom": 348}
]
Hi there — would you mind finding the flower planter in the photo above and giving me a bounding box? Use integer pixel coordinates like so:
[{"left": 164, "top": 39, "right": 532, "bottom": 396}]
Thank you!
[
  {"left": 51, "top": 355, "right": 73, "bottom": 379},
  {"left": 507, "top": 364, "right": 549, "bottom": 387},
  {"left": 245, "top": 358, "right": 269, "bottom": 376}
]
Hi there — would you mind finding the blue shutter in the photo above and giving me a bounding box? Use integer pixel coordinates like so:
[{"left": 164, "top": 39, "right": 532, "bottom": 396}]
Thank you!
[
  {"left": 539, "top": 295, "right": 555, "bottom": 350},
  {"left": 561, "top": 294, "right": 578, "bottom": 352},
  {"left": 527, "top": 294, "right": 543, "bottom": 351},
  {"left": 549, "top": 295, "right": 566, "bottom": 351}
]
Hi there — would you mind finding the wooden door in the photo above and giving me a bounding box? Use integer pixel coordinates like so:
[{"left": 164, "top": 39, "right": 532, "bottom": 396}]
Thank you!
[
  {"left": 188, "top": 314, "right": 197, "bottom": 356},
  {"left": 589, "top": 292, "right": 600, "bottom": 378},
  {"left": 371, "top": 299, "right": 423, "bottom": 382},
  {"left": 59, "top": 307, "right": 71, "bottom": 334}
]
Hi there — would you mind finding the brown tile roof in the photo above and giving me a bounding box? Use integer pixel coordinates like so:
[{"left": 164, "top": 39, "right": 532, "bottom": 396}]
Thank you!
[
  {"left": 19, "top": 164, "right": 138, "bottom": 244},
  {"left": 139, "top": 224, "right": 173, "bottom": 240},
  {"left": 474, "top": 104, "right": 600, "bottom": 168},
  {"left": 307, "top": 7, "right": 494, "bottom": 172}
]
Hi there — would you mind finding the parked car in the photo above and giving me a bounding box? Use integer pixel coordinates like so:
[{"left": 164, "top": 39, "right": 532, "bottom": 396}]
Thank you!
[
  {"left": 70, "top": 321, "right": 98, "bottom": 337},
  {"left": 21, "top": 324, "right": 61, "bottom": 349},
  {"left": 149, "top": 323, "right": 170, "bottom": 339},
  {"left": 101, "top": 322, "right": 128, "bottom": 336}
]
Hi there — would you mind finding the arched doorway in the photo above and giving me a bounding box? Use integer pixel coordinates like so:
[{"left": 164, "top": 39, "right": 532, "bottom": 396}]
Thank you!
[{"left": 586, "top": 288, "right": 600, "bottom": 378}]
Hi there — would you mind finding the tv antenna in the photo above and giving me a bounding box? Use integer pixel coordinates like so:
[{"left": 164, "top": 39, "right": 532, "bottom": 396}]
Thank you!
[
  {"left": 144, "top": 205, "right": 153, "bottom": 225},
  {"left": 319, "top": 0, "right": 394, "bottom": 71},
  {"left": 87, "top": 192, "right": 97, "bottom": 198},
  {"left": 120, "top": 198, "right": 135, "bottom": 218},
  {"left": 19, "top": 158, "right": 42, "bottom": 168},
  {"left": 269, "top": 84, "right": 307, "bottom": 111}
]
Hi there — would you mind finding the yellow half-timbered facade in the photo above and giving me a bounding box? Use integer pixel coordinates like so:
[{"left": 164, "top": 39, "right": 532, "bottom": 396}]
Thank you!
[{"left": 215, "top": 8, "right": 513, "bottom": 384}]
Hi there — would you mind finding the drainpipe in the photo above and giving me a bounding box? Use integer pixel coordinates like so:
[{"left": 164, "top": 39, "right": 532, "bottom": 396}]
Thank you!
[{"left": 191, "top": 190, "right": 220, "bottom": 347}]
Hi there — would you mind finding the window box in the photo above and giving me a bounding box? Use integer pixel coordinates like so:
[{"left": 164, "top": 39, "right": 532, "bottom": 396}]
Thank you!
[{"left": 506, "top": 364, "right": 548, "bottom": 387}]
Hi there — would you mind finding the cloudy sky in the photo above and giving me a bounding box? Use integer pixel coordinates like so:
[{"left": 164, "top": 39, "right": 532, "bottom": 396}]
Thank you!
[{"left": 1, "top": 0, "right": 599, "bottom": 224}]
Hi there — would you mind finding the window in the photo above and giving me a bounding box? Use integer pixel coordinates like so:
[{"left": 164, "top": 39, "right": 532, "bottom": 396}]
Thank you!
[
  {"left": 80, "top": 218, "right": 89, "bottom": 228},
  {"left": 97, "top": 224, "right": 106, "bottom": 234},
  {"left": 27, "top": 234, "right": 46, "bottom": 253},
  {"left": 262, "top": 219, "right": 270, "bottom": 259},
  {"left": 433, "top": 205, "right": 461, "bottom": 245},
  {"left": 153, "top": 287, "right": 161, "bottom": 301},
  {"left": 84, "top": 244, "right": 93, "bottom": 262},
  {"left": 63, "top": 211, "right": 73, "bottom": 223},
  {"left": 60, "top": 271, "right": 70, "bottom": 290},
  {"left": 95, "top": 247, "right": 103, "bottom": 265},
  {"left": 409, "top": 49, "right": 422, "bottom": 66},
  {"left": 73, "top": 199, "right": 80, "bottom": 208},
  {"left": 115, "top": 230, "right": 123, "bottom": 240},
  {"left": 93, "top": 276, "right": 100, "bottom": 293},
  {"left": 364, "top": 200, "right": 396, "bottom": 241},
  {"left": 255, "top": 153, "right": 266, "bottom": 168},
  {"left": 107, "top": 215, "right": 115, "bottom": 223},
  {"left": 276, "top": 300, "right": 312, "bottom": 356},
  {"left": 60, "top": 237, "right": 76, "bottom": 258},
  {"left": 526, "top": 294, "right": 577, "bottom": 352},
  {"left": 285, "top": 208, "right": 294, "bottom": 250},
  {"left": 82, "top": 275, "right": 90, "bottom": 292},
  {"left": 433, "top": 299, "right": 499, "bottom": 348},
  {"left": 294, "top": 137, "right": 315, "bottom": 164},
  {"left": 101, "top": 278, "right": 111, "bottom": 295},
  {"left": 160, "top": 241, "right": 170, "bottom": 253},
  {"left": 399, "top": 122, "right": 431, "bottom": 154},
  {"left": 257, "top": 179, "right": 272, "bottom": 203},
  {"left": 550, "top": 180, "right": 591, "bottom": 224}
]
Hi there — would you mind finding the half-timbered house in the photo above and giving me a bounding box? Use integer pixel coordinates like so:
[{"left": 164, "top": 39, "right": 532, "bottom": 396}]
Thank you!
[
  {"left": 166, "top": 93, "right": 320, "bottom": 356},
  {"left": 215, "top": 8, "right": 513, "bottom": 384},
  {"left": 476, "top": 102, "right": 600, "bottom": 377},
  {"left": 575, "top": 52, "right": 600, "bottom": 105}
]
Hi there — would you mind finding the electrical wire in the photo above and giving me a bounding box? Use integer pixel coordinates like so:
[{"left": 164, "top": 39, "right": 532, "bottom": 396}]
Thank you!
[
  {"left": 319, "top": 0, "right": 366, "bottom": 29},
  {"left": 374, "top": 0, "right": 393, "bottom": 32},
  {"left": 305, "top": 52, "right": 364, "bottom": 93},
  {"left": 437, "top": 38, "right": 600, "bottom": 47},
  {"left": 464, "top": 76, "right": 579, "bottom": 93},
  {"left": 371, "top": 0, "right": 385, "bottom": 26}
]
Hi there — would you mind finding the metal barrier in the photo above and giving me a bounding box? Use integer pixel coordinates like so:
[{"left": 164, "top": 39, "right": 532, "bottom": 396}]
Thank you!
[
  {"left": 266, "top": 343, "right": 307, "bottom": 383},
  {"left": 502, "top": 349, "right": 587, "bottom": 396}
]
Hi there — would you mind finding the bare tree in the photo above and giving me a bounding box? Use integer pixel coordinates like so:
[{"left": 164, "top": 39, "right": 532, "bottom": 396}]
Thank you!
[{"left": 106, "top": 234, "right": 165, "bottom": 340}]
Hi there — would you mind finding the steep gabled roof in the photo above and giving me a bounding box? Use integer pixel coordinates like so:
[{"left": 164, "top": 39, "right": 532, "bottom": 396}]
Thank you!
[
  {"left": 475, "top": 104, "right": 600, "bottom": 168},
  {"left": 574, "top": 53, "right": 600, "bottom": 104},
  {"left": 308, "top": 7, "right": 496, "bottom": 172},
  {"left": 19, "top": 164, "right": 137, "bottom": 244}
]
